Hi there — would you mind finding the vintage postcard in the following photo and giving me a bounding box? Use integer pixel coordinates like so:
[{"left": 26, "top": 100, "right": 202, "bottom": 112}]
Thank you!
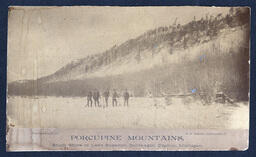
[{"left": 6, "top": 6, "right": 250, "bottom": 151}]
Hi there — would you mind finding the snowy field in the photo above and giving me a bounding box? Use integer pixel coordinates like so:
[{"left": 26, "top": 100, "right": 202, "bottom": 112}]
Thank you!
[{"left": 7, "top": 96, "right": 249, "bottom": 129}]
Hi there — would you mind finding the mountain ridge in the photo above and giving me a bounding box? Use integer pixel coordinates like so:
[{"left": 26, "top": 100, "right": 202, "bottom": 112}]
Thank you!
[
  {"left": 35, "top": 8, "right": 249, "bottom": 83},
  {"left": 8, "top": 8, "right": 250, "bottom": 100}
]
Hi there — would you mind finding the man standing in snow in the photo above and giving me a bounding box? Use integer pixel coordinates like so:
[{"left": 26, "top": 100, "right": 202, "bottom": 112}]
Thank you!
[
  {"left": 87, "top": 91, "right": 93, "bottom": 107},
  {"left": 112, "top": 89, "right": 118, "bottom": 107},
  {"left": 93, "top": 89, "right": 100, "bottom": 107},
  {"left": 123, "top": 89, "right": 130, "bottom": 107},
  {"left": 103, "top": 89, "right": 110, "bottom": 107}
]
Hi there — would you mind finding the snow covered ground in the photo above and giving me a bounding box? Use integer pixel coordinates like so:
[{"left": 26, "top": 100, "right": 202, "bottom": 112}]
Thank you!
[{"left": 7, "top": 96, "right": 249, "bottom": 129}]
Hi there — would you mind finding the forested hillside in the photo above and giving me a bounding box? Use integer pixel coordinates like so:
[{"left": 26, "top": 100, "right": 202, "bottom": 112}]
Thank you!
[{"left": 8, "top": 8, "right": 250, "bottom": 102}]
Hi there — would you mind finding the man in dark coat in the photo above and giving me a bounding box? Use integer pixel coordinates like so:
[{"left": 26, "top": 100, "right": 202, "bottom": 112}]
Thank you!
[
  {"left": 93, "top": 89, "right": 100, "bottom": 107},
  {"left": 112, "top": 89, "right": 118, "bottom": 107},
  {"left": 103, "top": 89, "right": 110, "bottom": 107},
  {"left": 123, "top": 89, "right": 130, "bottom": 107},
  {"left": 87, "top": 91, "right": 93, "bottom": 107}
]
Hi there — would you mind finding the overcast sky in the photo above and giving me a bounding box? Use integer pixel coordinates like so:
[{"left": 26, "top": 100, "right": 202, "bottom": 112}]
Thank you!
[{"left": 7, "top": 6, "right": 230, "bottom": 82}]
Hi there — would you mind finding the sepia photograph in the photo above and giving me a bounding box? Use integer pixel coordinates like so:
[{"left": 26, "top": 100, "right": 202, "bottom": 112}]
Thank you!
[{"left": 6, "top": 6, "right": 250, "bottom": 151}]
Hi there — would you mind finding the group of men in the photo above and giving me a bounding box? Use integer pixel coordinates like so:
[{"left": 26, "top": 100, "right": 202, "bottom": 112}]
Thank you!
[{"left": 86, "top": 89, "right": 130, "bottom": 107}]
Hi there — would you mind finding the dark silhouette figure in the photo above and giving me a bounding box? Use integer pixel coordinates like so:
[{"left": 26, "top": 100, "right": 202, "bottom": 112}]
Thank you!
[
  {"left": 93, "top": 90, "right": 100, "bottom": 107},
  {"left": 123, "top": 89, "right": 130, "bottom": 107},
  {"left": 87, "top": 91, "right": 93, "bottom": 107},
  {"left": 103, "top": 90, "right": 110, "bottom": 107},
  {"left": 112, "top": 90, "right": 118, "bottom": 107}
]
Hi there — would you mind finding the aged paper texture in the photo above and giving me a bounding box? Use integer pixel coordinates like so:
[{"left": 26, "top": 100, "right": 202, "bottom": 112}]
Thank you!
[{"left": 6, "top": 6, "right": 250, "bottom": 151}]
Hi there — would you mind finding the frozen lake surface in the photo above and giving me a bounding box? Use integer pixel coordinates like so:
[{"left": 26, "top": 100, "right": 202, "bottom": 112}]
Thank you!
[{"left": 7, "top": 96, "right": 249, "bottom": 129}]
